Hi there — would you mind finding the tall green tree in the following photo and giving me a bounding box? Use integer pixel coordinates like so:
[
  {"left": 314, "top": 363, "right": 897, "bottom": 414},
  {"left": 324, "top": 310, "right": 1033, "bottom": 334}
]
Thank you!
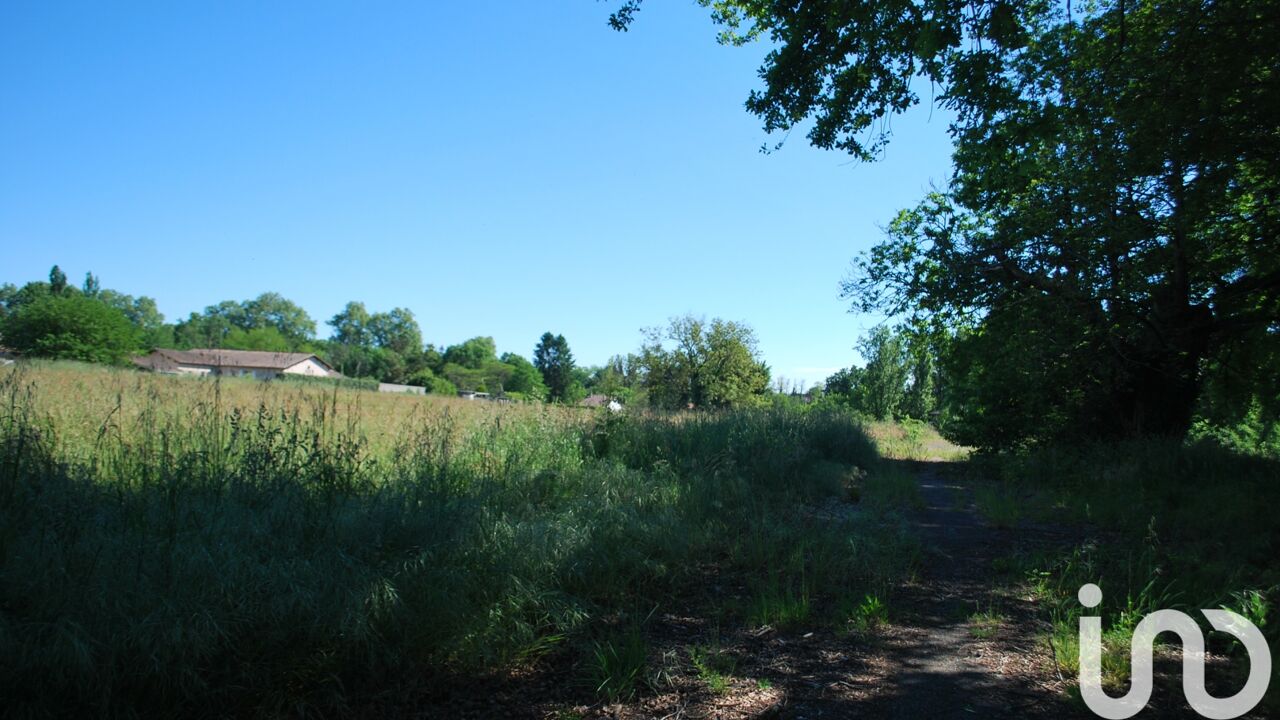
[
  {"left": 438, "top": 337, "right": 514, "bottom": 393},
  {"left": 1, "top": 283, "right": 48, "bottom": 323},
  {"left": 2, "top": 268, "right": 170, "bottom": 350},
  {"left": 444, "top": 336, "right": 498, "bottom": 369},
  {"left": 824, "top": 366, "right": 863, "bottom": 402},
  {"left": 368, "top": 308, "right": 422, "bottom": 357},
  {"left": 901, "top": 322, "right": 945, "bottom": 422},
  {"left": 240, "top": 292, "right": 316, "bottom": 345},
  {"left": 855, "top": 326, "right": 909, "bottom": 421},
  {"left": 0, "top": 284, "right": 16, "bottom": 323},
  {"left": 500, "top": 352, "right": 549, "bottom": 400},
  {"left": 324, "top": 303, "right": 427, "bottom": 384},
  {"left": 533, "top": 332, "right": 576, "bottom": 402},
  {"left": 81, "top": 272, "right": 100, "bottom": 298},
  {"left": 328, "top": 301, "right": 373, "bottom": 347},
  {"left": 97, "top": 289, "right": 161, "bottom": 326},
  {"left": 585, "top": 354, "right": 643, "bottom": 404},
  {"left": 822, "top": 326, "right": 929, "bottom": 420},
  {"left": 48, "top": 266, "right": 68, "bottom": 296}
]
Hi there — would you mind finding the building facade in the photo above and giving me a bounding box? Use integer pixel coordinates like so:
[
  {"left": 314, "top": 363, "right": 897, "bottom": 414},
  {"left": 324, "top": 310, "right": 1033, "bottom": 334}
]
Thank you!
[{"left": 132, "top": 348, "right": 336, "bottom": 380}]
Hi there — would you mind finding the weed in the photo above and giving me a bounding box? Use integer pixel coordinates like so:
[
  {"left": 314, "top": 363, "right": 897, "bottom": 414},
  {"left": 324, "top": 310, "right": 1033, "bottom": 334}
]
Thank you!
[
  {"left": 1222, "top": 589, "right": 1269, "bottom": 633},
  {"left": 688, "top": 644, "right": 737, "bottom": 695},
  {"left": 862, "top": 464, "right": 924, "bottom": 509},
  {"left": 849, "top": 594, "right": 889, "bottom": 633},
  {"left": 748, "top": 578, "right": 811, "bottom": 629},
  {"left": 586, "top": 624, "right": 649, "bottom": 702},
  {"left": 968, "top": 607, "right": 1006, "bottom": 639}
]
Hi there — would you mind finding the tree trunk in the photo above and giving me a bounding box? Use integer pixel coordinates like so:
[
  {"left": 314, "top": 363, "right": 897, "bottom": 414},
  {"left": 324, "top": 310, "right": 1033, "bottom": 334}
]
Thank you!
[{"left": 1112, "top": 302, "right": 1213, "bottom": 438}]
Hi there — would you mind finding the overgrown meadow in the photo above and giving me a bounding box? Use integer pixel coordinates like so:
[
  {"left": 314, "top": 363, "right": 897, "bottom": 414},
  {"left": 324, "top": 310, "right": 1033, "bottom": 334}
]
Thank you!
[{"left": 0, "top": 362, "right": 918, "bottom": 717}]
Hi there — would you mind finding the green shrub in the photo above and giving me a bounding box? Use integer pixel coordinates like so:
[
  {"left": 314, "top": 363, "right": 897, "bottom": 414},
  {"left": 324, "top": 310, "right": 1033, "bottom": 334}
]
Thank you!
[
  {"left": 688, "top": 643, "right": 737, "bottom": 694},
  {"left": 847, "top": 594, "right": 889, "bottom": 633},
  {"left": 586, "top": 624, "right": 649, "bottom": 702},
  {"left": 1, "top": 294, "right": 141, "bottom": 364},
  {"left": 273, "top": 372, "right": 380, "bottom": 392},
  {"left": 989, "top": 439, "right": 1280, "bottom": 706}
]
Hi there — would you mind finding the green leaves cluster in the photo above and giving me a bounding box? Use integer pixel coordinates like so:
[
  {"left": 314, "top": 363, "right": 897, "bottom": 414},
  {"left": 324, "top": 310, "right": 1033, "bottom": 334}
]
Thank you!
[
  {"left": 650, "top": 0, "right": 1280, "bottom": 447},
  {"left": 174, "top": 293, "right": 317, "bottom": 351},
  {"left": 638, "top": 315, "right": 770, "bottom": 410},
  {"left": 323, "top": 301, "right": 444, "bottom": 388},
  {"left": 822, "top": 324, "right": 942, "bottom": 423},
  {"left": 0, "top": 266, "right": 160, "bottom": 364},
  {"left": 2, "top": 294, "right": 140, "bottom": 365}
]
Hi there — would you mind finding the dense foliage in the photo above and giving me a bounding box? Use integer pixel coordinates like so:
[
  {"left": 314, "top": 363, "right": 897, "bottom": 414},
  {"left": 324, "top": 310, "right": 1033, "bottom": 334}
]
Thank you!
[
  {"left": 1, "top": 294, "right": 141, "bottom": 364},
  {"left": 175, "top": 292, "right": 317, "bottom": 349},
  {"left": 533, "top": 332, "right": 579, "bottom": 402},
  {"left": 617, "top": 0, "right": 1280, "bottom": 448},
  {"left": 637, "top": 315, "right": 771, "bottom": 410},
  {"left": 0, "top": 267, "right": 147, "bottom": 364}
]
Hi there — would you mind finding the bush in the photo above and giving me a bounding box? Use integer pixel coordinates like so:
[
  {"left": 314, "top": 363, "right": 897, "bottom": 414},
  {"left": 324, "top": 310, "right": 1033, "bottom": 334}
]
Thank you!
[
  {"left": 1, "top": 294, "right": 141, "bottom": 364},
  {"left": 273, "top": 372, "right": 380, "bottom": 392}
]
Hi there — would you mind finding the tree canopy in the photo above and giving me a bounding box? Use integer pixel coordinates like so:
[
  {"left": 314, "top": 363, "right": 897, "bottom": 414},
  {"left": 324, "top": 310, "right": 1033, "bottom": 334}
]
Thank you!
[
  {"left": 175, "top": 293, "right": 317, "bottom": 351},
  {"left": 533, "top": 332, "right": 578, "bottom": 402},
  {"left": 2, "top": 294, "right": 141, "bottom": 364},
  {"left": 618, "top": 0, "right": 1280, "bottom": 446},
  {"left": 639, "top": 315, "right": 770, "bottom": 410},
  {"left": 0, "top": 267, "right": 791, "bottom": 409},
  {"left": 1, "top": 266, "right": 164, "bottom": 360}
]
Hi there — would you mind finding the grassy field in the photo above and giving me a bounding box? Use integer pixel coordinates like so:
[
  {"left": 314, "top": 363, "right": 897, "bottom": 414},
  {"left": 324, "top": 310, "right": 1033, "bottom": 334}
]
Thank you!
[
  {"left": 8, "top": 361, "right": 1273, "bottom": 716},
  {"left": 0, "top": 362, "right": 921, "bottom": 717}
]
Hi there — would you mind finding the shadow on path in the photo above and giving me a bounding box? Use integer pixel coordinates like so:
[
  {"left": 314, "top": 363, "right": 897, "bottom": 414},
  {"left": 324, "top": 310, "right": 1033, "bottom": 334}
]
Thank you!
[{"left": 814, "top": 459, "right": 1089, "bottom": 720}]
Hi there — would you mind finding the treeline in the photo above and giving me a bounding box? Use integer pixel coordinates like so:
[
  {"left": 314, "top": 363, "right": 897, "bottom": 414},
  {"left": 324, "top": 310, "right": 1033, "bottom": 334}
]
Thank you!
[
  {"left": 813, "top": 319, "right": 1280, "bottom": 457},
  {"left": 0, "top": 266, "right": 773, "bottom": 409}
]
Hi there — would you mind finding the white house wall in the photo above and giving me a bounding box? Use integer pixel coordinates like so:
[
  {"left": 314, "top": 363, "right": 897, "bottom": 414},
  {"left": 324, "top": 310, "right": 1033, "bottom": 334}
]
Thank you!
[
  {"left": 174, "top": 365, "right": 213, "bottom": 376},
  {"left": 282, "top": 358, "right": 333, "bottom": 377}
]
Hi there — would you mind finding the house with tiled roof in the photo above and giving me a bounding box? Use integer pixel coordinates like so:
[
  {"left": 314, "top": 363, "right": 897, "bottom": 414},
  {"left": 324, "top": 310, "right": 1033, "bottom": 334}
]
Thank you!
[
  {"left": 580, "top": 394, "right": 623, "bottom": 411},
  {"left": 132, "top": 348, "right": 336, "bottom": 380}
]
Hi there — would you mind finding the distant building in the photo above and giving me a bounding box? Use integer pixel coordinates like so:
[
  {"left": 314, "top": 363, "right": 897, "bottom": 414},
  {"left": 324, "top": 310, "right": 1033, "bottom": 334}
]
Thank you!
[
  {"left": 132, "top": 348, "right": 336, "bottom": 380},
  {"left": 0, "top": 346, "right": 15, "bottom": 366},
  {"left": 378, "top": 382, "right": 426, "bottom": 395},
  {"left": 580, "top": 394, "right": 623, "bottom": 412}
]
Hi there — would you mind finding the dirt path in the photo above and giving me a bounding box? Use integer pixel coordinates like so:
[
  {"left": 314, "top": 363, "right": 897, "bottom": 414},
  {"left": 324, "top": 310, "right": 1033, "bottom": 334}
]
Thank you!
[
  {"left": 408, "top": 460, "right": 1091, "bottom": 719},
  {"left": 407, "top": 457, "right": 1274, "bottom": 719},
  {"left": 841, "top": 460, "right": 1084, "bottom": 719},
  {"left": 618, "top": 459, "right": 1088, "bottom": 719}
]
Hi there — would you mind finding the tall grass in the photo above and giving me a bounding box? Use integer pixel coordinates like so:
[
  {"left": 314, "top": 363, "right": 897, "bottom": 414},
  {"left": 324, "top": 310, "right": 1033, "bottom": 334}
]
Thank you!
[
  {"left": 0, "top": 362, "right": 915, "bottom": 717},
  {"left": 988, "top": 439, "right": 1280, "bottom": 604},
  {"left": 983, "top": 439, "right": 1280, "bottom": 704}
]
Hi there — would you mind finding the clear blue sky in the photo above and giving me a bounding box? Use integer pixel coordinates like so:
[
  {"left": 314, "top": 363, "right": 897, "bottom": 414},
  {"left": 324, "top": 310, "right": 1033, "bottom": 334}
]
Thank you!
[{"left": 1, "top": 1, "right": 954, "bottom": 388}]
